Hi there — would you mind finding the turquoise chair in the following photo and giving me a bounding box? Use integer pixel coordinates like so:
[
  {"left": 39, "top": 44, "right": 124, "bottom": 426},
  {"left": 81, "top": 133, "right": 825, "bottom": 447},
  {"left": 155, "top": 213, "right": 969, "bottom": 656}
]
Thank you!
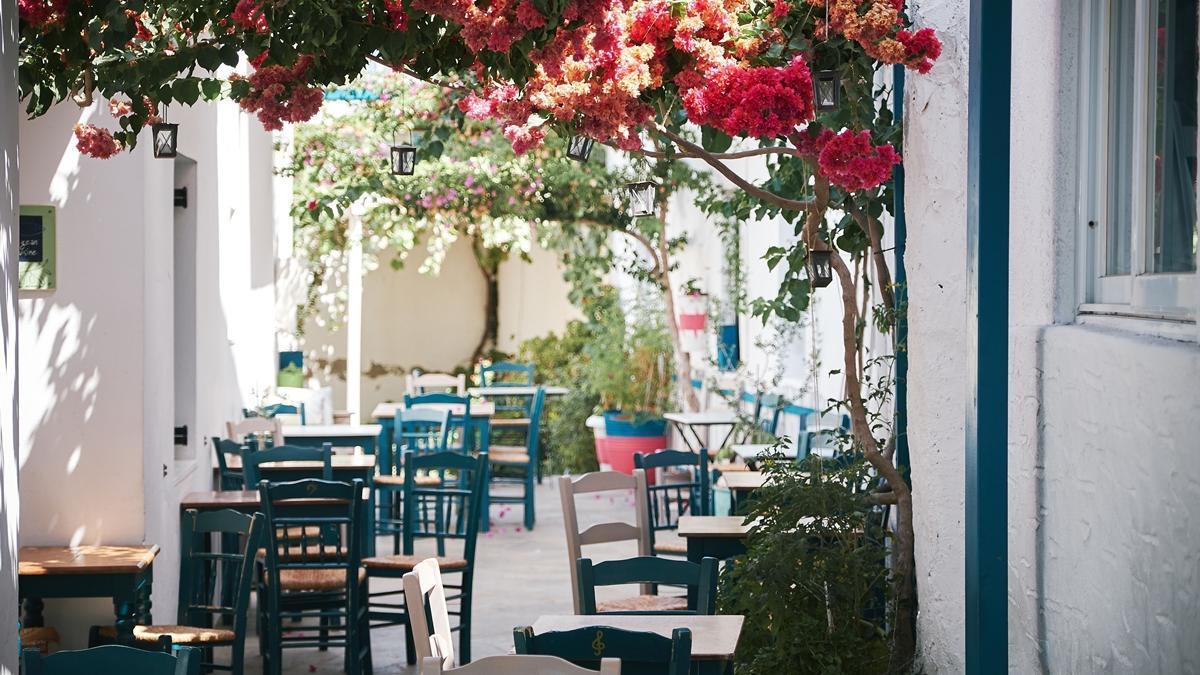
[
  {"left": 90, "top": 510, "right": 265, "bottom": 675},
  {"left": 576, "top": 556, "right": 719, "bottom": 615},
  {"left": 633, "top": 449, "right": 709, "bottom": 555},
  {"left": 364, "top": 450, "right": 486, "bottom": 665},
  {"left": 488, "top": 387, "right": 544, "bottom": 530},
  {"left": 213, "top": 437, "right": 247, "bottom": 490},
  {"left": 22, "top": 645, "right": 201, "bottom": 675},
  {"left": 752, "top": 392, "right": 784, "bottom": 436},
  {"left": 478, "top": 361, "right": 534, "bottom": 387},
  {"left": 240, "top": 443, "right": 332, "bottom": 486},
  {"left": 376, "top": 407, "right": 451, "bottom": 550},
  {"left": 257, "top": 478, "right": 370, "bottom": 675},
  {"left": 404, "top": 392, "right": 473, "bottom": 452},
  {"left": 244, "top": 403, "right": 307, "bottom": 424},
  {"left": 514, "top": 624, "right": 691, "bottom": 675}
]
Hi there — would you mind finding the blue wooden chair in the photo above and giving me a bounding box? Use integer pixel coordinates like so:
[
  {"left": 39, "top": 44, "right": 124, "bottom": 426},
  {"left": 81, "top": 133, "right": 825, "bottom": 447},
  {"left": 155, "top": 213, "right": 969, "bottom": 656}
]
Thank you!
[
  {"left": 634, "top": 449, "right": 708, "bottom": 555},
  {"left": 405, "top": 392, "right": 474, "bottom": 452},
  {"left": 241, "top": 443, "right": 332, "bottom": 486},
  {"left": 576, "top": 556, "right": 719, "bottom": 615},
  {"left": 376, "top": 407, "right": 451, "bottom": 549},
  {"left": 364, "top": 450, "right": 486, "bottom": 665},
  {"left": 22, "top": 644, "right": 201, "bottom": 675},
  {"left": 245, "top": 403, "right": 307, "bottom": 425},
  {"left": 514, "top": 625, "right": 691, "bottom": 675},
  {"left": 257, "top": 478, "right": 370, "bottom": 675},
  {"left": 478, "top": 361, "right": 535, "bottom": 387},
  {"left": 213, "top": 437, "right": 247, "bottom": 490},
  {"left": 752, "top": 392, "right": 784, "bottom": 437},
  {"left": 90, "top": 510, "right": 265, "bottom": 675},
  {"left": 488, "top": 387, "right": 544, "bottom": 530}
]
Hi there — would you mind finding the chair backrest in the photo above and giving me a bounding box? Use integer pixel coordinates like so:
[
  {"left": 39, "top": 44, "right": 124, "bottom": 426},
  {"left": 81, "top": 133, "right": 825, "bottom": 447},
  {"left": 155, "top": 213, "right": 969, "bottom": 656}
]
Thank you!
[
  {"left": 514, "top": 625, "right": 690, "bottom": 675},
  {"left": 478, "top": 361, "right": 535, "bottom": 387},
  {"left": 405, "top": 393, "right": 473, "bottom": 451},
  {"left": 177, "top": 509, "right": 265, "bottom": 661},
  {"left": 226, "top": 416, "right": 283, "bottom": 448},
  {"left": 241, "top": 443, "right": 332, "bottom": 485},
  {"left": 395, "top": 407, "right": 451, "bottom": 460},
  {"left": 257, "top": 478, "right": 365, "bottom": 598},
  {"left": 558, "top": 470, "right": 650, "bottom": 613},
  {"left": 800, "top": 428, "right": 840, "bottom": 460},
  {"left": 22, "top": 645, "right": 201, "bottom": 675},
  {"left": 753, "top": 393, "right": 784, "bottom": 436},
  {"left": 212, "top": 437, "right": 246, "bottom": 486},
  {"left": 577, "top": 556, "right": 719, "bottom": 615},
  {"left": 633, "top": 449, "right": 708, "bottom": 548},
  {"left": 403, "top": 558, "right": 456, "bottom": 666},
  {"left": 421, "top": 654, "right": 620, "bottom": 674},
  {"left": 407, "top": 372, "right": 467, "bottom": 396},
  {"left": 522, "top": 387, "right": 547, "bottom": 454},
  {"left": 402, "top": 450, "right": 486, "bottom": 559}
]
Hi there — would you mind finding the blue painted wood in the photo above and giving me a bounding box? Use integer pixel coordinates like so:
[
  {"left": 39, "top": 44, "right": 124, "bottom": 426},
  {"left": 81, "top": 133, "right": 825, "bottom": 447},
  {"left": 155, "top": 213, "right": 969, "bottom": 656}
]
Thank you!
[
  {"left": 634, "top": 449, "right": 709, "bottom": 550},
  {"left": 22, "top": 645, "right": 201, "bottom": 675},
  {"left": 577, "top": 556, "right": 719, "bottom": 615},
  {"left": 966, "top": 1, "right": 1011, "bottom": 672},
  {"left": 19, "top": 563, "right": 154, "bottom": 645},
  {"left": 404, "top": 393, "right": 493, "bottom": 532},
  {"left": 478, "top": 361, "right": 535, "bottom": 387},
  {"left": 514, "top": 625, "right": 691, "bottom": 675},
  {"left": 892, "top": 63, "right": 911, "bottom": 488},
  {"left": 487, "top": 387, "right": 545, "bottom": 529},
  {"left": 212, "top": 437, "right": 247, "bottom": 490},
  {"left": 376, "top": 407, "right": 451, "bottom": 543},
  {"left": 240, "top": 443, "right": 333, "bottom": 486}
]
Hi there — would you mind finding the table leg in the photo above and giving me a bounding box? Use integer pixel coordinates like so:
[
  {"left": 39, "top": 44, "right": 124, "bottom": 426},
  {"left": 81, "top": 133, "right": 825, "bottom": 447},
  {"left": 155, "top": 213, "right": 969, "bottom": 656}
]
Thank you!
[
  {"left": 366, "top": 478, "right": 377, "bottom": 557},
  {"left": 20, "top": 597, "right": 45, "bottom": 628},
  {"left": 113, "top": 593, "right": 138, "bottom": 643},
  {"left": 135, "top": 575, "right": 153, "bottom": 625}
]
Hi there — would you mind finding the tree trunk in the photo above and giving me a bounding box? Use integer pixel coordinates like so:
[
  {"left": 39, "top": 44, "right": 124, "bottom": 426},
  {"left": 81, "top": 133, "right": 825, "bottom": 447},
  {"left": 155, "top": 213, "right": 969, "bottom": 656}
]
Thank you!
[
  {"left": 470, "top": 239, "right": 500, "bottom": 365},
  {"left": 658, "top": 235, "right": 700, "bottom": 413}
]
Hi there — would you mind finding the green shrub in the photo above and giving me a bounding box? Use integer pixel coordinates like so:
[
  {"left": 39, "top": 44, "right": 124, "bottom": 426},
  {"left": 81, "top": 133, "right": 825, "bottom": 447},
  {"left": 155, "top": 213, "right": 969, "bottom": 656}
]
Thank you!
[{"left": 518, "top": 319, "right": 600, "bottom": 475}]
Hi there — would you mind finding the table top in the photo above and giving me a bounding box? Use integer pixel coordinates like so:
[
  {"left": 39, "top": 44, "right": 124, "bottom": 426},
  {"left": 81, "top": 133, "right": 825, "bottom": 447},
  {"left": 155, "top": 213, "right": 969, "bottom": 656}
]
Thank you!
[
  {"left": 663, "top": 411, "right": 739, "bottom": 426},
  {"left": 181, "top": 489, "right": 370, "bottom": 510},
  {"left": 371, "top": 401, "right": 496, "bottom": 420},
  {"left": 226, "top": 454, "right": 377, "bottom": 470},
  {"left": 283, "top": 424, "right": 381, "bottom": 438},
  {"left": 468, "top": 385, "right": 569, "bottom": 397},
  {"left": 677, "top": 516, "right": 752, "bottom": 539},
  {"left": 531, "top": 615, "right": 744, "bottom": 661},
  {"left": 730, "top": 443, "right": 796, "bottom": 460},
  {"left": 19, "top": 545, "right": 160, "bottom": 576},
  {"left": 721, "top": 471, "right": 768, "bottom": 492}
]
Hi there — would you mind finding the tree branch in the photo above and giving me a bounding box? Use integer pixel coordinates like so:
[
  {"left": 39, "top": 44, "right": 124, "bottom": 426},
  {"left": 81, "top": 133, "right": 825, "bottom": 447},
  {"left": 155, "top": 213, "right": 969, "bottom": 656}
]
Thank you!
[
  {"left": 614, "top": 141, "right": 805, "bottom": 161},
  {"left": 846, "top": 200, "right": 896, "bottom": 313}
]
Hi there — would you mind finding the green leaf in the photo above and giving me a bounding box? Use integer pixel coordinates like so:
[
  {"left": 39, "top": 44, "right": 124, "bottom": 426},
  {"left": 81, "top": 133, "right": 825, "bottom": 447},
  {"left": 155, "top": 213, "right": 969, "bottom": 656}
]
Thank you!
[
  {"left": 219, "top": 44, "right": 241, "bottom": 67},
  {"left": 200, "top": 79, "right": 222, "bottom": 100},
  {"left": 424, "top": 139, "right": 444, "bottom": 159},
  {"left": 700, "top": 126, "right": 733, "bottom": 154},
  {"left": 197, "top": 47, "right": 222, "bottom": 72}
]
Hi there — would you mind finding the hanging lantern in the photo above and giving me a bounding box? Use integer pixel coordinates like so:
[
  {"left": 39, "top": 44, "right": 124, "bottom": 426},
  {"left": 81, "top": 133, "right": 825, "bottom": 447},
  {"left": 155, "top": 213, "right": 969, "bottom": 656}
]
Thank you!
[
  {"left": 151, "top": 122, "right": 178, "bottom": 159},
  {"left": 807, "top": 249, "right": 834, "bottom": 288},
  {"left": 814, "top": 70, "right": 840, "bottom": 112},
  {"left": 390, "top": 143, "right": 416, "bottom": 176},
  {"left": 624, "top": 180, "right": 658, "bottom": 218},
  {"left": 566, "top": 135, "right": 595, "bottom": 162}
]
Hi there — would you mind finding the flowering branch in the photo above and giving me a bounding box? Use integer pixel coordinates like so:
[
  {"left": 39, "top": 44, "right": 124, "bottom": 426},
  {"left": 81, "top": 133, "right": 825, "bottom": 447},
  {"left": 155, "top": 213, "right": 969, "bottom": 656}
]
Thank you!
[{"left": 617, "top": 141, "right": 805, "bottom": 162}]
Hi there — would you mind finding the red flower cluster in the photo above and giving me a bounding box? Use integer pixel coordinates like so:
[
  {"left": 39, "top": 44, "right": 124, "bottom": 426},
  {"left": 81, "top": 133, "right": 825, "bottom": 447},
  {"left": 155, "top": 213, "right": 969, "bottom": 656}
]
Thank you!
[
  {"left": 802, "top": 129, "right": 900, "bottom": 191},
  {"left": 897, "top": 28, "right": 941, "bottom": 74},
  {"left": 502, "top": 124, "right": 546, "bottom": 155},
  {"left": 807, "top": 0, "right": 941, "bottom": 73},
  {"left": 412, "top": 0, "right": 532, "bottom": 52},
  {"left": 681, "top": 57, "right": 815, "bottom": 139},
  {"left": 233, "top": 56, "right": 324, "bottom": 131},
  {"left": 383, "top": 0, "right": 408, "bottom": 30},
  {"left": 108, "top": 96, "right": 161, "bottom": 123},
  {"left": 73, "top": 124, "right": 122, "bottom": 159},
  {"left": 515, "top": 0, "right": 546, "bottom": 29},
  {"left": 232, "top": 0, "right": 270, "bottom": 33},
  {"left": 18, "top": 0, "right": 66, "bottom": 29}
]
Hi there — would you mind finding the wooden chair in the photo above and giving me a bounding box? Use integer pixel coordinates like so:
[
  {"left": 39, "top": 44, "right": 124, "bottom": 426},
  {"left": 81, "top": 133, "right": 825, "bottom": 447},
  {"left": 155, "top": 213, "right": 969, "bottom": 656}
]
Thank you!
[
  {"left": 22, "top": 644, "right": 201, "bottom": 675},
  {"left": 576, "top": 556, "right": 719, "bottom": 615},
  {"left": 90, "top": 510, "right": 265, "bottom": 675},
  {"left": 365, "top": 451, "right": 486, "bottom": 665},
  {"left": 633, "top": 449, "right": 708, "bottom": 556},
  {"left": 559, "top": 471, "right": 686, "bottom": 614},
  {"left": 489, "top": 387, "right": 544, "bottom": 529},
  {"left": 377, "top": 407, "right": 451, "bottom": 547},
  {"left": 514, "top": 625, "right": 690, "bottom": 675},
  {"left": 257, "top": 479, "right": 370, "bottom": 675},
  {"left": 213, "top": 437, "right": 248, "bottom": 490},
  {"left": 405, "top": 393, "right": 474, "bottom": 452},
  {"left": 407, "top": 372, "right": 467, "bottom": 396},
  {"left": 478, "top": 361, "right": 535, "bottom": 387},
  {"left": 226, "top": 417, "right": 283, "bottom": 450},
  {"left": 421, "top": 654, "right": 621, "bottom": 674},
  {"left": 241, "top": 443, "right": 332, "bottom": 486},
  {"left": 401, "top": 558, "right": 454, "bottom": 666}
]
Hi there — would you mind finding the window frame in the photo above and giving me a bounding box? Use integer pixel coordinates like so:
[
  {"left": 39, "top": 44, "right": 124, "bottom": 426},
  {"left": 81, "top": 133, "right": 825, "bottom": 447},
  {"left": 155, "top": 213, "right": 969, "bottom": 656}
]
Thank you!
[{"left": 1077, "top": 0, "right": 1199, "bottom": 324}]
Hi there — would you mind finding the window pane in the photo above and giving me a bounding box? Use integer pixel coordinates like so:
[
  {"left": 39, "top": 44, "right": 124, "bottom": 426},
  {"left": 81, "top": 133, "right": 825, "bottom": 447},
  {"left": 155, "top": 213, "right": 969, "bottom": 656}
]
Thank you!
[
  {"left": 1107, "top": 0, "right": 1137, "bottom": 276},
  {"left": 1150, "top": 0, "right": 1198, "bottom": 273}
]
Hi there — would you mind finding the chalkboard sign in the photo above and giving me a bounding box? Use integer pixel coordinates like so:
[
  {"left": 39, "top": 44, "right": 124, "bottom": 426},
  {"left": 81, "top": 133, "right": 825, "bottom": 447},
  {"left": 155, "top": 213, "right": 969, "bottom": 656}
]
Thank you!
[{"left": 18, "top": 205, "right": 55, "bottom": 290}]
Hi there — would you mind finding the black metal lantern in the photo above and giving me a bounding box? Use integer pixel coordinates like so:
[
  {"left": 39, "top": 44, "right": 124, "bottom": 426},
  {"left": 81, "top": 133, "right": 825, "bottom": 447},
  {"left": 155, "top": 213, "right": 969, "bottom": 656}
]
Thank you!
[
  {"left": 390, "top": 143, "right": 416, "bottom": 176},
  {"left": 807, "top": 249, "right": 834, "bottom": 288},
  {"left": 566, "top": 135, "right": 595, "bottom": 162},
  {"left": 814, "top": 70, "right": 840, "bottom": 112},
  {"left": 625, "top": 180, "right": 658, "bottom": 218},
  {"left": 151, "top": 122, "right": 178, "bottom": 159}
]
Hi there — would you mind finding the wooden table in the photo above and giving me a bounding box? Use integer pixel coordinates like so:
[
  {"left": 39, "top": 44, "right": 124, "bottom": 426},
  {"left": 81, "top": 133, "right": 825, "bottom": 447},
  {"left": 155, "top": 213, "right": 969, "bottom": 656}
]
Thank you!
[
  {"left": 532, "top": 614, "right": 743, "bottom": 673},
  {"left": 663, "top": 411, "right": 739, "bottom": 457},
  {"left": 719, "top": 471, "right": 770, "bottom": 514},
  {"left": 467, "top": 385, "right": 570, "bottom": 397},
  {"left": 678, "top": 515, "right": 751, "bottom": 564},
  {"left": 19, "top": 545, "right": 159, "bottom": 643},
  {"left": 282, "top": 424, "right": 381, "bottom": 455}
]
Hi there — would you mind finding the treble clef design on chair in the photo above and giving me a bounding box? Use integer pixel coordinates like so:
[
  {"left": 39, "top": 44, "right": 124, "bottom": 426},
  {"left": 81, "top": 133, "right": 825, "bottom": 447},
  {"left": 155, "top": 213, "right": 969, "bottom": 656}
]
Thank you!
[
  {"left": 306, "top": 482, "right": 318, "bottom": 495},
  {"left": 591, "top": 628, "right": 605, "bottom": 657}
]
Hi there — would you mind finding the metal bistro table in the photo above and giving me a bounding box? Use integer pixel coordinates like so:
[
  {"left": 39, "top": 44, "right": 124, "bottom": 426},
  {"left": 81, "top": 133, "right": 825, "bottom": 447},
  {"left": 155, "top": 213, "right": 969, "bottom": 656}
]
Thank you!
[
  {"left": 662, "top": 411, "right": 740, "bottom": 458},
  {"left": 531, "top": 614, "right": 744, "bottom": 675},
  {"left": 282, "top": 424, "right": 382, "bottom": 455},
  {"left": 19, "top": 545, "right": 160, "bottom": 644}
]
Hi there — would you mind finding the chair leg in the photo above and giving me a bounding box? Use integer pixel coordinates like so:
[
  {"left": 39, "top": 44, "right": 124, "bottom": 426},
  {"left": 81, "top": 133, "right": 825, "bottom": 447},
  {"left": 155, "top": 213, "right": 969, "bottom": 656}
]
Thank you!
[
  {"left": 458, "top": 581, "right": 473, "bottom": 664},
  {"left": 523, "top": 468, "right": 536, "bottom": 530},
  {"left": 318, "top": 615, "right": 329, "bottom": 651},
  {"left": 403, "top": 618, "right": 417, "bottom": 665}
]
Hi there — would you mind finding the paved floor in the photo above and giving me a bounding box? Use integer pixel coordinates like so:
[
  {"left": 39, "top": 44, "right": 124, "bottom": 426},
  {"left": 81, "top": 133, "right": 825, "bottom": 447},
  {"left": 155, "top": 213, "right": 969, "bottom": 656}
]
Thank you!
[{"left": 243, "top": 479, "right": 667, "bottom": 674}]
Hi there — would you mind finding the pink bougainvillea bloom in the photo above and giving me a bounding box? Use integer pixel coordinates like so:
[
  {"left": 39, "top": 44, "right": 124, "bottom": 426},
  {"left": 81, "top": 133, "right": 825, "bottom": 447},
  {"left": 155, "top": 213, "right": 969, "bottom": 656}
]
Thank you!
[
  {"left": 681, "top": 56, "right": 815, "bottom": 138},
  {"left": 897, "top": 27, "right": 942, "bottom": 73},
  {"left": 232, "top": 0, "right": 270, "bottom": 33},
  {"left": 18, "top": 0, "right": 66, "bottom": 29},
  {"left": 73, "top": 124, "right": 122, "bottom": 159},
  {"left": 817, "top": 129, "right": 901, "bottom": 191}
]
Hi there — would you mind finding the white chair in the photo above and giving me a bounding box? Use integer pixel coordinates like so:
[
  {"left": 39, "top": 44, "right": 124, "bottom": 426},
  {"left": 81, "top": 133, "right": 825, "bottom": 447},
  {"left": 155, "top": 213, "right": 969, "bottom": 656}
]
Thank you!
[
  {"left": 225, "top": 416, "right": 283, "bottom": 448},
  {"left": 558, "top": 470, "right": 684, "bottom": 614},
  {"left": 421, "top": 654, "right": 620, "bottom": 674},
  {"left": 403, "top": 558, "right": 456, "bottom": 667},
  {"left": 407, "top": 372, "right": 467, "bottom": 396}
]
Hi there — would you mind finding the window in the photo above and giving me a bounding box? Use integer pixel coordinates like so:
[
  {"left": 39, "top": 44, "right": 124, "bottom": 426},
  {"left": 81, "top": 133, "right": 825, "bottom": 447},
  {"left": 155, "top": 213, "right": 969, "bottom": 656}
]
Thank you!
[{"left": 1081, "top": 0, "right": 1198, "bottom": 319}]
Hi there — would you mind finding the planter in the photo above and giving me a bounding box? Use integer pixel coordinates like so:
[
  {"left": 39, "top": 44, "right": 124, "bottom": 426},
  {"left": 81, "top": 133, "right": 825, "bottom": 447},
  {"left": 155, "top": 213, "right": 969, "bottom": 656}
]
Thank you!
[
  {"left": 601, "top": 412, "right": 668, "bottom": 476},
  {"left": 586, "top": 414, "right": 608, "bottom": 469}
]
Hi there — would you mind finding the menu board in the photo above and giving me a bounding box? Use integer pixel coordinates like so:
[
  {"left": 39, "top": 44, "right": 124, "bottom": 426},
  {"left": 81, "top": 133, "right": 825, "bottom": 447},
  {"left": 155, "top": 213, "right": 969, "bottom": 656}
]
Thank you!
[{"left": 18, "top": 205, "right": 55, "bottom": 290}]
